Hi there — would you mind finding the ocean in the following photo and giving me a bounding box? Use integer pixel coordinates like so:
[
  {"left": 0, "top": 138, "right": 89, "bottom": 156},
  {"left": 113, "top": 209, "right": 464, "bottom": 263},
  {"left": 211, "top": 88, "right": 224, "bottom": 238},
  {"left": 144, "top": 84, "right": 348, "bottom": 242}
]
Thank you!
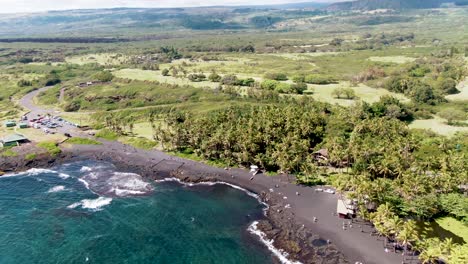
[{"left": 0, "top": 160, "right": 276, "bottom": 264}]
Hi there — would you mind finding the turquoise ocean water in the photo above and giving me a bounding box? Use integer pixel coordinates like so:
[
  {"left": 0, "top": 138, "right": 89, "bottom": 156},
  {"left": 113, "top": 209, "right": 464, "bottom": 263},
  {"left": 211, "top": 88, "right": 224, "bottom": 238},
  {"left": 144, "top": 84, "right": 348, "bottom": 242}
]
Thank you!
[{"left": 0, "top": 161, "right": 273, "bottom": 264}]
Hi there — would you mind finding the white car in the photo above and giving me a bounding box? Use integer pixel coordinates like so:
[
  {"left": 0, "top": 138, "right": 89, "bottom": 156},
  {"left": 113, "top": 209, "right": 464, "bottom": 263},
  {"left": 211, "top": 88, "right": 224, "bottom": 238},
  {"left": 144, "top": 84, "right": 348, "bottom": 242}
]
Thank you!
[{"left": 324, "top": 189, "right": 335, "bottom": 194}]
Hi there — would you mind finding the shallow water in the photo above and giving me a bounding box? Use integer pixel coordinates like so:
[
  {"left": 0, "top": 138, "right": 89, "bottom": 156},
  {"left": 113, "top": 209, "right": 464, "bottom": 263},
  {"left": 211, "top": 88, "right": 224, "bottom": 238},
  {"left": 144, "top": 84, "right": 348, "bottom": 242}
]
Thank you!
[{"left": 0, "top": 161, "right": 273, "bottom": 264}]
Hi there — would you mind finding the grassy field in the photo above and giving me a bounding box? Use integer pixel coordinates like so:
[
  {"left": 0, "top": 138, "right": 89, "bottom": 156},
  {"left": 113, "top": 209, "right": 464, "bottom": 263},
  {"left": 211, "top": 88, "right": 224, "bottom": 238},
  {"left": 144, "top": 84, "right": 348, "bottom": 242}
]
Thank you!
[
  {"left": 367, "top": 56, "right": 416, "bottom": 64},
  {"left": 307, "top": 82, "right": 409, "bottom": 106},
  {"left": 113, "top": 69, "right": 219, "bottom": 88},
  {"left": 436, "top": 217, "right": 468, "bottom": 243},
  {"left": 409, "top": 116, "right": 468, "bottom": 136},
  {"left": 65, "top": 53, "right": 129, "bottom": 65}
]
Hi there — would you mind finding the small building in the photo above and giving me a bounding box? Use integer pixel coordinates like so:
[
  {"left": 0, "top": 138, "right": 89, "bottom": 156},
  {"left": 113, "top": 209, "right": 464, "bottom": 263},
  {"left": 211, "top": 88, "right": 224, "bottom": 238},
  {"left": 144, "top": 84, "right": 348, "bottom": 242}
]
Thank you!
[
  {"left": 4, "top": 121, "right": 16, "bottom": 128},
  {"left": 337, "top": 199, "right": 356, "bottom": 219},
  {"left": 313, "top": 148, "right": 329, "bottom": 162},
  {"left": 18, "top": 123, "right": 29, "bottom": 129},
  {"left": 0, "top": 134, "right": 29, "bottom": 147}
]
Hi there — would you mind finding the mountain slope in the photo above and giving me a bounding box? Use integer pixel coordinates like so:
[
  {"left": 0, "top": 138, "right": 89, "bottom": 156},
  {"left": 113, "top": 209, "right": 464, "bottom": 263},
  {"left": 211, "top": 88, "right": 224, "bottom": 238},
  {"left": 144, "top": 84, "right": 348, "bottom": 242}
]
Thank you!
[{"left": 326, "top": 0, "right": 453, "bottom": 11}]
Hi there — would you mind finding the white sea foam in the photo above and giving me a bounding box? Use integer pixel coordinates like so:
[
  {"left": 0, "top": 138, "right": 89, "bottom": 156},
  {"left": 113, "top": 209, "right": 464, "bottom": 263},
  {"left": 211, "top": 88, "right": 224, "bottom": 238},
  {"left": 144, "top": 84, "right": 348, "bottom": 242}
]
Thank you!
[
  {"left": 81, "top": 197, "right": 113, "bottom": 210},
  {"left": 248, "top": 221, "right": 302, "bottom": 264},
  {"left": 47, "top": 185, "right": 66, "bottom": 193},
  {"left": 58, "top": 173, "right": 70, "bottom": 179},
  {"left": 80, "top": 166, "right": 92, "bottom": 172},
  {"left": 155, "top": 177, "right": 268, "bottom": 212},
  {"left": 2, "top": 168, "right": 65, "bottom": 179},
  {"left": 78, "top": 179, "right": 91, "bottom": 190},
  {"left": 79, "top": 169, "right": 153, "bottom": 197},
  {"left": 67, "top": 202, "right": 81, "bottom": 209},
  {"left": 67, "top": 197, "right": 113, "bottom": 211}
]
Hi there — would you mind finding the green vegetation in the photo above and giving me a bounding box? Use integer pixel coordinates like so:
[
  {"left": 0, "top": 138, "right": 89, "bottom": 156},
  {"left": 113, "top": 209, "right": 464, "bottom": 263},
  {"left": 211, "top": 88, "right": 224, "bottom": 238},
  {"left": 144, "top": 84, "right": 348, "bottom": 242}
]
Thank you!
[
  {"left": 1, "top": 148, "right": 18, "bottom": 157},
  {"left": 25, "top": 153, "right": 37, "bottom": 160},
  {"left": 37, "top": 142, "right": 61, "bottom": 156},
  {"left": 0, "top": 4, "right": 467, "bottom": 261},
  {"left": 95, "top": 129, "right": 119, "bottom": 140},
  {"left": 66, "top": 137, "right": 102, "bottom": 145}
]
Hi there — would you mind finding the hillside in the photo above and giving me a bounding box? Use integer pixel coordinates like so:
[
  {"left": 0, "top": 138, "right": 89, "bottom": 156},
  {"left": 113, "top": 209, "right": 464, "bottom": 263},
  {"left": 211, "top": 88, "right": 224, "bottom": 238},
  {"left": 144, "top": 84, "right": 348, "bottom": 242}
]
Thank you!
[{"left": 326, "top": 0, "right": 453, "bottom": 11}]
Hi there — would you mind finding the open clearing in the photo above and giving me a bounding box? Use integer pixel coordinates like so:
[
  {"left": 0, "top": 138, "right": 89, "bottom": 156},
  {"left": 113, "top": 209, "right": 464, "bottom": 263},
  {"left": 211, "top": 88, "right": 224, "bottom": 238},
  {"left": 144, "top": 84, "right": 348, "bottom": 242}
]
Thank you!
[
  {"left": 113, "top": 69, "right": 219, "bottom": 88},
  {"left": 409, "top": 116, "right": 468, "bottom": 136},
  {"left": 307, "top": 82, "right": 410, "bottom": 106},
  {"left": 445, "top": 77, "right": 468, "bottom": 101},
  {"left": 436, "top": 217, "right": 468, "bottom": 243},
  {"left": 367, "top": 56, "right": 416, "bottom": 64},
  {"left": 66, "top": 53, "right": 128, "bottom": 65}
]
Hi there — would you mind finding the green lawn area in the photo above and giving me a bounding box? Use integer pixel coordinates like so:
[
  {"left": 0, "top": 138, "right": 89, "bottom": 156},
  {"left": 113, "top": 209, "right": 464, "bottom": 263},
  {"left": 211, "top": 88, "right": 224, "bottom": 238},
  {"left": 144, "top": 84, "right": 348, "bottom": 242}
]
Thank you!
[
  {"left": 306, "top": 82, "right": 409, "bottom": 106},
  {"left": 65, "top": 53, "right": 129, "bottom": 65},
  {"left": 416, "top": 217, "right": 468, "bottom": 244},
  {"left": 436, "top": 217, "right": 468, "bottom": 243},
  {"left": 409, "top": 116, "right": 468, "bottom": 136},
  {"left": 131, "top": 122, "right": 154, "bottom": 139},
  {"left": 113, "top": 68, "right": 219, "bottom": 89},
  {"left": 367, "top": 56, "right": 416, "bottom": 64}
]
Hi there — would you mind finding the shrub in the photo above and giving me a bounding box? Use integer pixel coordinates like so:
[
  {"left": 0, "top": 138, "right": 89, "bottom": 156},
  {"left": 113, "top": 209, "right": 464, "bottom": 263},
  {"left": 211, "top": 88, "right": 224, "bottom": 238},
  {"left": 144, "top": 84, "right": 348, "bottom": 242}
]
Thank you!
[
  {"left": 67, "top": 137, "right": 102, "bottom": 145},
  {"left": 221, "top": 74, "right": 239, "bottom": 85},
  {"left": 332, "top": 87, "right": 356, "bottom": 99},
  {"left": 238, "top": 78, "right": 255, "bottom": 87},
  {"left": 17, "top": 79, "right": 33, "bottom": 87},
  {"left": 63, "top": 100, "right": 81, "bottom": 112},
  {"left": 37, "top": 142, "right": 61, "bottom": 156},
  {"left": 264, "top": 72, "right": 288, "bottom": 81},
  {"left": 208, "top": 72, "right": 222, "bottom": 82},
  {"left": 95, "top": 129, "right": 119, "bottom": 140},
  {"left": 187, "top": 73, "right": 207, "bottom": 82},
  {"left": 290, "top": 83, "right": 308, "bottom": 94},
  {"left": 25, "top": 153, "right": 37, "bottom": 160},
  {"left": 304, "top": 74, "right": 335, "bottom": 85},
  {"left": 162, "top": 68, "right": 170, "bottom": 76},
  {"left": 93, "top": 71, "right": 114, "bottom": 82},
  {"left": 436, "top": 78, "right": 459, "bottom": 95},
  {"left": 438, "top": 109, "right": 467, "bottom": 125},
  {"left": 260, "top": 80, "right": 279, "bottom": 90}
]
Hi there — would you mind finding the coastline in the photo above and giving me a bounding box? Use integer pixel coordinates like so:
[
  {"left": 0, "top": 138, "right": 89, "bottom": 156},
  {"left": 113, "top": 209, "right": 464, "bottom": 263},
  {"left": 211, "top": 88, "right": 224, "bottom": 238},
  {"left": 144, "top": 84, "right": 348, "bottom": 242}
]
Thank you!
[
  {"left": 1, "top": 141, "right": 404, "bottom": 264},
  {"left": 0, "top": 145, "right": 346, "bottom": 264}
]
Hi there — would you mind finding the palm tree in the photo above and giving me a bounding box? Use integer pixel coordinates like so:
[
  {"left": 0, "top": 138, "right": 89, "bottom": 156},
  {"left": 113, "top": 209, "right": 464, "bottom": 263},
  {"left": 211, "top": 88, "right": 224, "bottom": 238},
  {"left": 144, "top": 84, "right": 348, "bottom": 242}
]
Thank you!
[
  {"left": 439, "top": 238, "right": 454, "bottom": 262},
  {"left": 396, "top": 220, "right": 418, "bottom": 256}
]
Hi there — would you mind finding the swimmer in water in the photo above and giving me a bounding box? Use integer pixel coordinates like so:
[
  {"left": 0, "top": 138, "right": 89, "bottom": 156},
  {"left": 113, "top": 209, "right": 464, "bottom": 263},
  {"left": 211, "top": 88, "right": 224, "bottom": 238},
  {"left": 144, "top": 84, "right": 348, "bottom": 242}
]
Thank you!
[{"left": 191, "top": 217, "right": 195, "bottom": 222}]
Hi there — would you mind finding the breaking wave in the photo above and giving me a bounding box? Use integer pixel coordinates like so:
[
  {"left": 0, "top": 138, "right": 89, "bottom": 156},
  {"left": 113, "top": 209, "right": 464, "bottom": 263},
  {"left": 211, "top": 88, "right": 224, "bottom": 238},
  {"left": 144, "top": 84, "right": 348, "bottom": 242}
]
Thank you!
[
  {"left": 67, "top": 197, "right": 113, "bottom": 211},
  {"left": 79, "top": 166, "right": 153, "bottom": 197},
  {"left": 47, "top": 185, "right": 66, "bottom": 193},
  {"left": 248, "top": 221, "right": 302, "bottom": 264}
]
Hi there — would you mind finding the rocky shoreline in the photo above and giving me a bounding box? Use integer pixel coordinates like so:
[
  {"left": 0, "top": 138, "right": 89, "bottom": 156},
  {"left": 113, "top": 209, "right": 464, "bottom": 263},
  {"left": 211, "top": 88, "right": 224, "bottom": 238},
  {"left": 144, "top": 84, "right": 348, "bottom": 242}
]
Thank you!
[{"left": 1, "top": 148, "right": 348, "bottom": 264}]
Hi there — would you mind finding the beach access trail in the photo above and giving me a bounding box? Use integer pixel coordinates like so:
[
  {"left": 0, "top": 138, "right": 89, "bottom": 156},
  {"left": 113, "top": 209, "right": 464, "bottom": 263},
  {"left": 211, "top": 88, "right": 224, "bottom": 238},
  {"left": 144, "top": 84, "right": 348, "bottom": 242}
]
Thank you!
[{"left": 18, "top": 87, "right": 410, "bottom": 264}]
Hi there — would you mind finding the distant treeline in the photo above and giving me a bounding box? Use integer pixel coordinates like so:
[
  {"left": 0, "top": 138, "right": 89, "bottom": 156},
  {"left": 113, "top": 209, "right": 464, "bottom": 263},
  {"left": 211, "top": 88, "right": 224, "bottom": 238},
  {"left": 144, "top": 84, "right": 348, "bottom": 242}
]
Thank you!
[{"left": 0, "top": 35, "right": 178, "bottom": 43}]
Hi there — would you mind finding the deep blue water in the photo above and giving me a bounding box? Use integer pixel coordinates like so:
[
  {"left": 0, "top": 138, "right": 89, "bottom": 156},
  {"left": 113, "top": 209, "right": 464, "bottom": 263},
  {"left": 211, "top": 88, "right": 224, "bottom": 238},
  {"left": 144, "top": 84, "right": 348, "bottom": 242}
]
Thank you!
[{"left": 0, "top": 161, "right": 273, "bottom": 264}]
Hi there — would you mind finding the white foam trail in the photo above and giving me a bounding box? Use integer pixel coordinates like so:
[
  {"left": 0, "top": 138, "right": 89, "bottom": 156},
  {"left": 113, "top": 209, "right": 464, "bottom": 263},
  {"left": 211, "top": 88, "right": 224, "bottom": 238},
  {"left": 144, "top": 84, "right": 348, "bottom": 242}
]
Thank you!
[
  {"left": 155, "top": 178, "right": 268, "bottom": 212},
  {"left": 80, "top": 166, "right": 92, "bottom": 172},
  {"left": 113, "top": 188, "right": 145, "bottom": 197},
  {"left": 67, "top": 202, "right": 81, "bottom": 209},
  {"left": 67, "top": 197, "right": 113, "bottom": 211},
  {"left": 2, "top": 168, "right": 68, "bottom": 179},
  {"left": 248, "top": 221, "right": 302, "bottom": 264},
  {"left": 58, "top": 173, "right": 70, "bottom": 179},
  {"left": 78, "top": 179, "right": 90, "bottom": 190},
  {"left": 81, "top": 197, "right": 112, "bottom": 210},
  {"left": 47, "top": 185, "right": 66, "bottom": 193}
]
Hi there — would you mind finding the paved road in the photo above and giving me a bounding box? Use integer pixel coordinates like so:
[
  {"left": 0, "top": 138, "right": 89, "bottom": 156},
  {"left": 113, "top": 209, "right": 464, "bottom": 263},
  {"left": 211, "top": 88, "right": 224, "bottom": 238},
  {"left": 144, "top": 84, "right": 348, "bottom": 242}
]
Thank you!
[
  {"left": 18, "top": 87, "right": 409, "bottom": 264},
  {"left": 19, "top": 86, "right": 87, "bottom": 138}
]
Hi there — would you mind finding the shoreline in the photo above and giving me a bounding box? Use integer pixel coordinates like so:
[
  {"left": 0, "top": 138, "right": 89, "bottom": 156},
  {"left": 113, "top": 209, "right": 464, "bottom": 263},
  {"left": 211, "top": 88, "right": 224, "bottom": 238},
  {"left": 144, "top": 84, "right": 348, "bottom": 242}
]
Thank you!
[{"left": 1, "top": 141, "right": 405, "bottom": 264}]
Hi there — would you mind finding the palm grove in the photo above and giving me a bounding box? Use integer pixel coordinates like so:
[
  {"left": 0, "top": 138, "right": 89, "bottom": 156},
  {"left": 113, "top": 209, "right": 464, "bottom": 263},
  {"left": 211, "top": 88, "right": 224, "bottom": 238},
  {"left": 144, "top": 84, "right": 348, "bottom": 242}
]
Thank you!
[{"left": 144, "top": 94, "right": 467, "bottom": 262}]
